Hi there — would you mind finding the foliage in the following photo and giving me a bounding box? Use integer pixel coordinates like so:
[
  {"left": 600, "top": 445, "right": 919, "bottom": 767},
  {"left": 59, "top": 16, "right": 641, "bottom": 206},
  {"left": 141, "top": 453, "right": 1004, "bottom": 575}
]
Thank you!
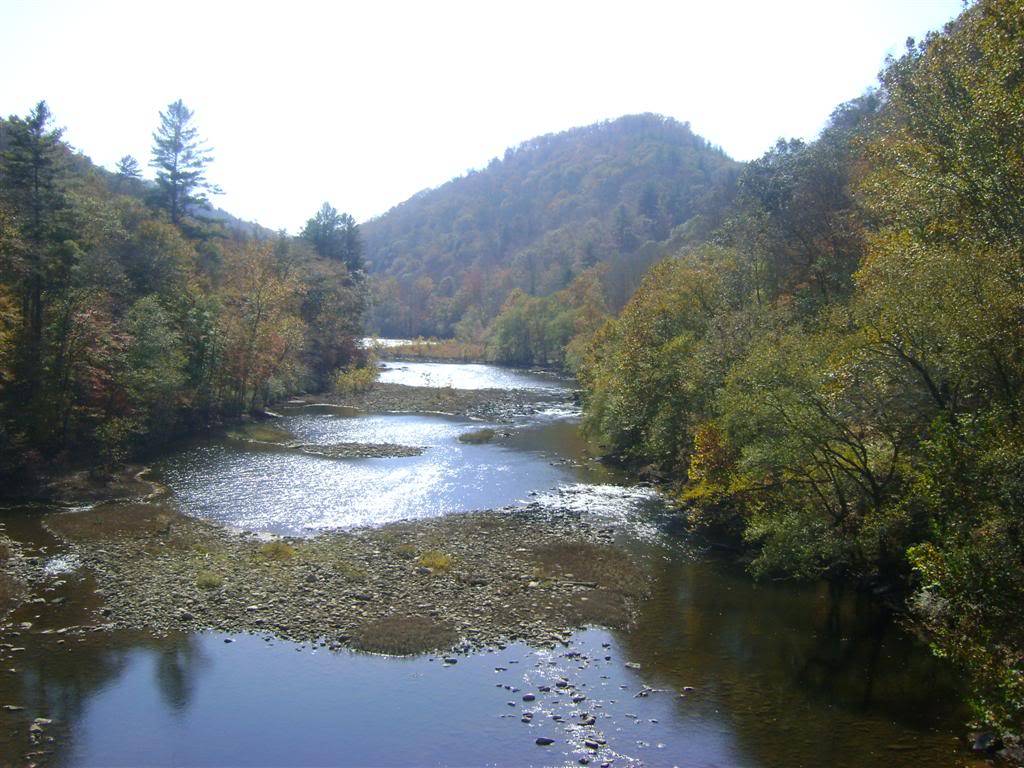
[
  {"left": 488, "top": 268, "right": 609, "bottom": 371},
  {"left": 0, "top": 102, "right": 367, "bottom": 481},
  {"left": 363, "top": 114, "right": 739, "bottom": 338},
  {"left": 332, "top": 363, "right": 378, "bottom": 395},
  {"left": 301, "top": 202, "right": 364, "bottom": 274},
  {"left": 578, "top": 0, "right": 1024, "bottom": 729}
]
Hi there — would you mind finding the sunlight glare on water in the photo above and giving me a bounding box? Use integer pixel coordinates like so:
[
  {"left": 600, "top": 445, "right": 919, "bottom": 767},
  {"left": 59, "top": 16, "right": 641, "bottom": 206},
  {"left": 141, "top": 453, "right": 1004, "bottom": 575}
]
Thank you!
[
  {"left": 156, "top": 412, "right": 607, "bottom": 535},
  {"left": 377, "top": 360, "right": 567, "bottom": 391}
]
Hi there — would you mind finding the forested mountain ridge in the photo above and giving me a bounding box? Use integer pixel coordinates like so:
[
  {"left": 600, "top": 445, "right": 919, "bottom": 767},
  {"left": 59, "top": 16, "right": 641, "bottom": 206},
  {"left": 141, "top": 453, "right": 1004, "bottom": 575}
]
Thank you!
[{"left": 363, "top": 114, "right": 740, "bottom": 336}]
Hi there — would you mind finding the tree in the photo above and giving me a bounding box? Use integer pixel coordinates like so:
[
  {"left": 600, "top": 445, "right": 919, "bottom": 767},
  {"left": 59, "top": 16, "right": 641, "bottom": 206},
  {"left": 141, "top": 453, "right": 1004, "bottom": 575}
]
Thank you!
[
  {"left": 150, "top": 100, "right": 219, "bottom": 224},
  {"left": 0, "top": 101, "right": 69, "bottom": 395},
  {"left": 300, "top": 202, "right": 364, "bottom": 274},
  {"left": 116, "top": 154, "right": 142, "bottom": 179}
]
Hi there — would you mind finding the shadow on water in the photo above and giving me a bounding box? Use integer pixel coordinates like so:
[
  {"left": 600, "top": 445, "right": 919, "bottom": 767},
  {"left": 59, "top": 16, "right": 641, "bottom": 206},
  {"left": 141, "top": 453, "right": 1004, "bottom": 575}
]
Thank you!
[
  {"left": 612, "top": 548, "right": 973, "bottom": 767},
  {"left": 0, "top": 507, "right": 978, "bottom": 768}
]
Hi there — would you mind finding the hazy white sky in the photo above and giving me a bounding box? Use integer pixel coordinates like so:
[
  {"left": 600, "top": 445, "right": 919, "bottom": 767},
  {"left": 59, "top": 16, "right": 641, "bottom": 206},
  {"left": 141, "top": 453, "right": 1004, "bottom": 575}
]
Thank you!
[{"left": 1, "top": 0, "right": 963, "bottom": 232}]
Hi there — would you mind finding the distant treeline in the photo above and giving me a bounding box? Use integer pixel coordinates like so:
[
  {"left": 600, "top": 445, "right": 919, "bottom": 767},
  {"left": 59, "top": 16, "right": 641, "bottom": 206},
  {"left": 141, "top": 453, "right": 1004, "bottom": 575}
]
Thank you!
[
  {"left": 0, "top": 100, "right": 368, "bottom": 482},
  {"left": 579, "top": 0, "right": 1023, "bottom": 732}
]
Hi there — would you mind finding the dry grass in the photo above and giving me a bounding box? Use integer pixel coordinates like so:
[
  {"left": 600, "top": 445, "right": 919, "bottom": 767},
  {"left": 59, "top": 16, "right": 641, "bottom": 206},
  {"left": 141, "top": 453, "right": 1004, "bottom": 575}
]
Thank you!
[
  {"left": 351, "top": 614, "right": 458, "bottom": 655},
  {"left": 259, "top": 540, "right": 296, "bottom": 561},
  {"left": 196, "top": 570, "right": 224, "bottom": 589},
  {"left": 417, "top": 550, "right": 453, "bottom": 571},
  {"left": 393, "top": 543, "right": 418, "bottom": 560},
  {"left": 457, "top": 428, "right": 496, "bottom": 444},
  {"left": 383, "top": 339, "right": 487, "bottom": 362}
]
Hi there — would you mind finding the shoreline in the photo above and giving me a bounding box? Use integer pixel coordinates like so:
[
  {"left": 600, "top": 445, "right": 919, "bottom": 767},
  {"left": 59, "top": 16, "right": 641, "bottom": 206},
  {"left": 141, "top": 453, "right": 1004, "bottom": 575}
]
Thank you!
[{"left": 1, "top": 377, "right": 650, "bottom": 658}]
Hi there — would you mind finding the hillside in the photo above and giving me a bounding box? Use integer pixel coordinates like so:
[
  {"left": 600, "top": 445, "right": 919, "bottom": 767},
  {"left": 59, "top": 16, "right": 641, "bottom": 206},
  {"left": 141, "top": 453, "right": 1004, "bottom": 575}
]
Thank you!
[{"left": 362, "top": 114, "right": 740, "bottom": 336}]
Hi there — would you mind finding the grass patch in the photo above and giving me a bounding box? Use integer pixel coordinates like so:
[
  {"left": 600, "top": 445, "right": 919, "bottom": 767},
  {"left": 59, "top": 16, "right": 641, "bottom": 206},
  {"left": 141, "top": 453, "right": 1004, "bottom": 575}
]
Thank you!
[
  {"left": 351, "top": 615, "right": 458, "bottom": 655},
  {"left": 332, "top": 558, "right": 368, "bottom": 581},
  {"left": 196, "top": 570, "right": 224, "bottom": 589},
  {"left": 457, "top": 428, "right": 496, "bottom": 444},
  {"left": 259, "top": 540, "right": 296, "bottom": 561},
  {"left": 393, "top": 543, "right": 418, "bottom": 560},
  {"left": 46, "top": 503, "right": 180, "bottom": 543},
  {"left": 382, "top": 338, "right": 487, "bottom": 362},
  {"left": 227, "top": 422, "right": 294, "bottom": 444},
  {"left": 417, "top": 550, "right": 453, "bottom": 571}
]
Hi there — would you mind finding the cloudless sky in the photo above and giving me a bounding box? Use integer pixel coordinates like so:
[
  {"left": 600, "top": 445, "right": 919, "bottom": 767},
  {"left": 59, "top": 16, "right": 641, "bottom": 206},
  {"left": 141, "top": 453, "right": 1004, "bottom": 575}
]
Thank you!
[{"left": 1, "top": 0, "right": 964, "bottom": 232}]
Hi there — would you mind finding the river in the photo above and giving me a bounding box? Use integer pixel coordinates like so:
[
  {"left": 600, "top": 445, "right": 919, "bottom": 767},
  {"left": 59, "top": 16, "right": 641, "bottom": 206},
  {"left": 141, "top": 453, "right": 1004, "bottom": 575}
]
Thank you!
[{"left": 0, "top": 359, "right": 979, "bottom": 767}]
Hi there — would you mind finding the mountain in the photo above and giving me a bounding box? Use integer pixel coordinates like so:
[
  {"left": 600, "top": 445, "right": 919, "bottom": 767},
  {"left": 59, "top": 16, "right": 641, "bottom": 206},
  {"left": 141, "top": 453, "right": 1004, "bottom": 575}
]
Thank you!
[{"left": 362, "top": 114, "right": 740, "bottom": 337}]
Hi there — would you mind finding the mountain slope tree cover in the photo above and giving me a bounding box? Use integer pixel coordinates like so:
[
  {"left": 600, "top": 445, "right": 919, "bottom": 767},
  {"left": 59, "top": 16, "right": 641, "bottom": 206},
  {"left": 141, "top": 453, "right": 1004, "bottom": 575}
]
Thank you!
[
  {"left": 0, "top": 100, "right": 367, "bottom": 482},
  {"left": 362, "top": 114, "right": 740, "bottom": 340},
  {"left": 579, "top": 0, "right": 1024, "bottom": 731}
]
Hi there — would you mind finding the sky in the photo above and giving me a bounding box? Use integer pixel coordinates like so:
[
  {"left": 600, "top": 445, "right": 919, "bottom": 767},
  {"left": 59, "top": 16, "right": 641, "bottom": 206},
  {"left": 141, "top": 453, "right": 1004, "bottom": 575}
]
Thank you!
[{"left": 1, "top": 0, "right": 964, "bottom": 232}]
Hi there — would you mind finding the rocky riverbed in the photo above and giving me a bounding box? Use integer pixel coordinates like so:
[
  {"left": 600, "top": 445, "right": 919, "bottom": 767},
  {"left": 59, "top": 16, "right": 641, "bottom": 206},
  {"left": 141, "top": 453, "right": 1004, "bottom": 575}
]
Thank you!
[
  {"left": 0, "top": 376, "right": 621, "bottom": 656},
  {"left": 301, "top": 382, "right": 577, "bottom": 423},
  {"left": 28, "top": 500, "right": 648, "bottom": 655}
]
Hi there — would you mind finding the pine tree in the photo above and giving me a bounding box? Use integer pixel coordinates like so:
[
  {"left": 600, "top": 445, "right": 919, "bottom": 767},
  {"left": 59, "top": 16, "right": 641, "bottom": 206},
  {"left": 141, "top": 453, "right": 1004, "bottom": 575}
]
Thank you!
[
  {"left": 301, "top": 202, "right": 364, "bottom": 274},
  {"left": 150, "top": 100, "right": 219, "bottom": 224},
  {"left": 116, "top": 154, "right": 142, "bottom": 179},
  {"left": 0, "top": 100, "right": 68, "bottom": 389}
]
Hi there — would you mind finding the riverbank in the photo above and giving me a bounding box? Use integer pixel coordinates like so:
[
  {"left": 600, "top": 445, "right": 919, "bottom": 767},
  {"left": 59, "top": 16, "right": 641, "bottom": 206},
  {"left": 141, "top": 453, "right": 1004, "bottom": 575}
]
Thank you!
[
  {"left": 0, "top": 367, "right": 1000, "bottom": 768},
  {"left": 30, "top": 499, "right": 650, "bottom": 655},
  {"left": 0, "top": 377, "right": 643, "bottom": 655}
]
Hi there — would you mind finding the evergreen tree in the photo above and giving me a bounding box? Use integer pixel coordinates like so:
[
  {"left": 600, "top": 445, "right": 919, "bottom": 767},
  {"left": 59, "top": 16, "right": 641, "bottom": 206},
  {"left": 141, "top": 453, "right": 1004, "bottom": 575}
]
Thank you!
[
  {"left": 116, "top": 154, "right": 142, "bottom": 179},
  {"left": 149, "top": 100, "right": 219, "bottom": 224},
  {"left": 0, "top": 100, "right": 68, "bottom": 391},
  {"left": 300, "top": 202, "right": 364, "bottom": 274}
]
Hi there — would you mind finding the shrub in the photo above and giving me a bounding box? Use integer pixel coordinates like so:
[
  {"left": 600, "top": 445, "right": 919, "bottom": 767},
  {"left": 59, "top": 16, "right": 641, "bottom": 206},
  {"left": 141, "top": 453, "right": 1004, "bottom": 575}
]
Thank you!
[
  {"left": 416, "top": 550, "right": 452, "bottom": 571},
  {"left": 457, "top": 428, "right": 495, "bottom": 444},
  {"left": 259, "top": 540, "right": 296, "bottom": 561},
  {"left": 332, "top": 364, "right": 378, "bottom": 395},
  {"left": 196, "top": 570, "right": 224, "bottom": 589}
]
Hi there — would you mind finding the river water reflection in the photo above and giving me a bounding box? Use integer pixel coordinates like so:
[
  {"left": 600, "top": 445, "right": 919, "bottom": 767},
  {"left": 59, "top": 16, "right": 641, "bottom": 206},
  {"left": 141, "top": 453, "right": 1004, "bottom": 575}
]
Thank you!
[{"left": 0, "top": 360, "right": 979, "bottom": 767}]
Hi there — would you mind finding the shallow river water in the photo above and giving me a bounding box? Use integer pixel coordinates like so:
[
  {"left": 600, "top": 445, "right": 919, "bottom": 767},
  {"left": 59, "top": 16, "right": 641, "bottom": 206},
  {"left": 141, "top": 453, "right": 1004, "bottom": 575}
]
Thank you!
[{"left": 0, "top": 360, "right": 981, "bottom": 767}]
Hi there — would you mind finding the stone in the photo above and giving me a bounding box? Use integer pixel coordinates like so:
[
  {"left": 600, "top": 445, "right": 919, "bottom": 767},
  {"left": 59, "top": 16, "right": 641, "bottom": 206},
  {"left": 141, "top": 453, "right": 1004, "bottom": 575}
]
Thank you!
[
  {"left": 972, "top": 732, "right": 1002, "bottom": 753},
  {"left": 535, "top": 737, "right": 555, "bottom": 746}
]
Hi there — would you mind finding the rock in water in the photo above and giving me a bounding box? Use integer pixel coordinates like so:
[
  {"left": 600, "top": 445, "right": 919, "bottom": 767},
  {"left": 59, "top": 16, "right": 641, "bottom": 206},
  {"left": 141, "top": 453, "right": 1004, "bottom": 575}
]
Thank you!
[{"left": 972, "top": 732, "right": 1002, "bottom": 753}]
